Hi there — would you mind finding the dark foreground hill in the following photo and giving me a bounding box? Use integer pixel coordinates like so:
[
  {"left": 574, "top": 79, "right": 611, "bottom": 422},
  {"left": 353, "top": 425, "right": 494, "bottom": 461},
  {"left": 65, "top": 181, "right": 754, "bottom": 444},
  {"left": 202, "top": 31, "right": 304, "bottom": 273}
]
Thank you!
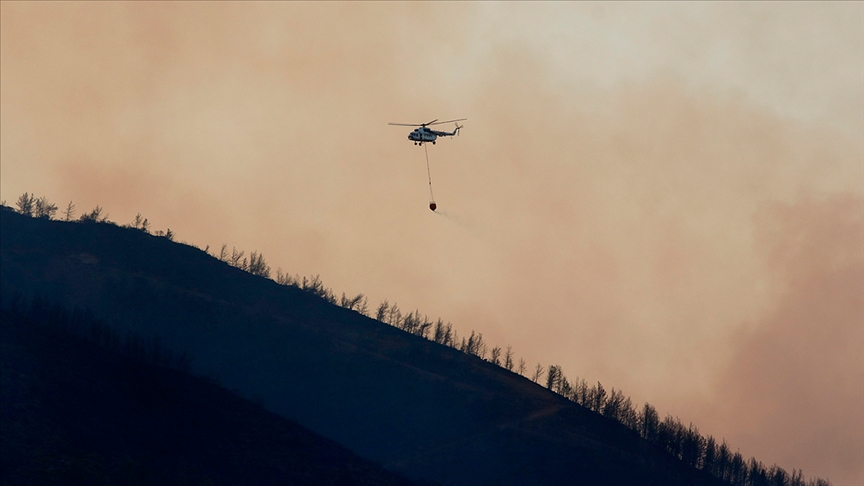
[
  {"left": 0, "top": 207, "right": 724, "bottom": 486},
  {"left": 0, "top": 299, "right": 417, "bottom": 485}
]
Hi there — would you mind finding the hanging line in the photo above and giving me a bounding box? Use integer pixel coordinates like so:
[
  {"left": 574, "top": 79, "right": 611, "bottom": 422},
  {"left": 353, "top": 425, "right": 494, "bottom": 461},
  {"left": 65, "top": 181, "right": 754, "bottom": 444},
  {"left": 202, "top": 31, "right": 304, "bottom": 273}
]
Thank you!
[{"left": 424, "top": 143, "right": 435, "bottom": 202}]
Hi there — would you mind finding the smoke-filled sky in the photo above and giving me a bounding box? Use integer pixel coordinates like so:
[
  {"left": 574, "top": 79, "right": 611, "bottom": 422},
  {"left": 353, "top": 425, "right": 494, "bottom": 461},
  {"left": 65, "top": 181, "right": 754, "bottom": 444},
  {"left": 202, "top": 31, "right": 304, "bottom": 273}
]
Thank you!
[{"left": 2, "top": 2, "right": 862, "bottom": 483}]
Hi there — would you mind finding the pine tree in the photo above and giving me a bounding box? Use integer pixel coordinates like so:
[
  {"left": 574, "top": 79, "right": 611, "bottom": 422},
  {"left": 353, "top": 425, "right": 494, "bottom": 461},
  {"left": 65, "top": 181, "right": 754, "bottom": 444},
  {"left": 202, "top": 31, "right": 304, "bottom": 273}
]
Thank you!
[
  {"left": 63, "top": 201, "right": 76, "bottom": 221},
  {"left": 131, "top": 213, "right": 144, "bottom": 229},
  {"left": 504, "top": 346, "right": 514, "bottom": 371},
  {"left": 530, "top": 363, "right": 545, "bottom": 383},
  {"left": 15, "top": 192, "right": 34, "bottom": 216},
  {"left": 34, "top": 196, "right": 57, "bottom": 219},
  {"left": 248, "top": 251, "right": 271, "bottom": 277},
  {"left": 638, "top": 403, "right": 659, "bottom": 443},
  {"left": 546, "top": 364, "right": 562, "bottom": 390},
  {"left": 376, "top": 300, "right": 390, "bottom": 322},
  {"left": 516, "top": 358, "right": 526, "bottom": 376},
  {"left": 489, "top": 346, "right": 501, "bottom": 365},
  {"left": 79, "top": 205, "right": 105, "bottom": 222}
]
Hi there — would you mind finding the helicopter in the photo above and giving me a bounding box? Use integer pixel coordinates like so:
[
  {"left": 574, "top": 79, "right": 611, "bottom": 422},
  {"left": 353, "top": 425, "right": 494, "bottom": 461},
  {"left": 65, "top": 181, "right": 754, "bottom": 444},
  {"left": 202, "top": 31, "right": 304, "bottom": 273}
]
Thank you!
[{"left": 389, "top": 118, "right": 466, "bottom": 145}]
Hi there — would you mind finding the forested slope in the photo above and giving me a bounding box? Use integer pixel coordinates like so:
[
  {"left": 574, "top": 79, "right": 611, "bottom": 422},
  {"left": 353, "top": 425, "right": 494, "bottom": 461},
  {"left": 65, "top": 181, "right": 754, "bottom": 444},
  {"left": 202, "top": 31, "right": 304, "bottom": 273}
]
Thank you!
[{"left": 0, "top": 206, "right": 730, "bottom": 486}]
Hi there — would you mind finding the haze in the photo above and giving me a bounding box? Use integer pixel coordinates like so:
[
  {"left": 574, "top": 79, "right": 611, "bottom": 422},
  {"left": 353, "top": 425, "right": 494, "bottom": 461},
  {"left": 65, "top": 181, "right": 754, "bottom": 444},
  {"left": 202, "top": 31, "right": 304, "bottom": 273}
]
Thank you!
[{"left": 1, "top": 3, "right": 862, "bottom": 484}]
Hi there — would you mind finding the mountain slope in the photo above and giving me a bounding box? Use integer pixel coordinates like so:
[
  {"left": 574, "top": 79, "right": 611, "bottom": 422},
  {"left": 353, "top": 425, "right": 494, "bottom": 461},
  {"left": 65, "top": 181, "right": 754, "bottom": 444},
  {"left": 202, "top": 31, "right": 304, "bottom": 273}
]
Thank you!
[
  {"left": 0, "top": 300, "right": 417, "bottom": 485},
  {"left": 0, "top": 207, "right": 723, "bottom": 486}
]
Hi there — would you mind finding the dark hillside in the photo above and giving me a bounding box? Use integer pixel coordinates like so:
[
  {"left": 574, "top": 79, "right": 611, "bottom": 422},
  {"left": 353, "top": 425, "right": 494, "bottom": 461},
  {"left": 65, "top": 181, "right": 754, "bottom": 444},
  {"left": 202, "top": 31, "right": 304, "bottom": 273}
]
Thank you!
[
  {"left": 0, "top": 207, "right": 725, "bottom": 486},
  {"left": 0, "top": 300, "right": 417, "bottom": 486}
]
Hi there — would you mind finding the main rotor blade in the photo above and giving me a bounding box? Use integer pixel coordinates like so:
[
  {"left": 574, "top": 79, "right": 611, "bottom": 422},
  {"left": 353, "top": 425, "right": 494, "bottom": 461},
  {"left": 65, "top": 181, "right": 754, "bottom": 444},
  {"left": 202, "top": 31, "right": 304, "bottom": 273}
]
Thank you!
[
  {"left": 389, "top": 118, "right": 466, "bottom": 127},
  {"left": 428, "top": 118, "right": 467, "bottom": 126}
]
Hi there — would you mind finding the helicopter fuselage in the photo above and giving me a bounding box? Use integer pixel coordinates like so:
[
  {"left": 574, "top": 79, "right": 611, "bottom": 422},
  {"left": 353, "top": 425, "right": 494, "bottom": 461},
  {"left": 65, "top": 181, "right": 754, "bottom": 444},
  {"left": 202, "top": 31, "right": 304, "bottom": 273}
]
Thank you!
[
  {"left": 408, "top": 126, "right": 457, "bottom": 145},
  {"left": 389, "top": 118, "right": 465, "bottom": 145}
]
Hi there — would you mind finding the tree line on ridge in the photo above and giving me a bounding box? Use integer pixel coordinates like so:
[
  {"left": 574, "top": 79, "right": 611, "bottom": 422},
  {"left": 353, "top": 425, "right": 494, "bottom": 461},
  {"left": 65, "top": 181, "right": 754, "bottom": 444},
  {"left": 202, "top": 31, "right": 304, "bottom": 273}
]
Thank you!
[{"left": 3, "top": 193, "right": 833, "bottom": 486}]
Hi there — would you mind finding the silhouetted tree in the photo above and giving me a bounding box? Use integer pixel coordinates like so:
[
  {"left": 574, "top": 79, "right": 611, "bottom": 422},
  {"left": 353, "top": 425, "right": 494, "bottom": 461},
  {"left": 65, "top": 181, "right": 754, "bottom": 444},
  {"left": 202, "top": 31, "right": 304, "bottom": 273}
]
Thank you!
[
  {"left": 638, "top": 403, "right": 660, "bottom": 443},
  {"left": 416, "top": 315, "right": 432, "bottom": 338},
  {"left": 558, "top": 376, "right": 572, "bottom": 398},
  {"left": 490, "top": 346, "right": 501, "bottom": 366},
  {"left": 275, "top": 268, "right": 298, "bottom": 286},
  {"left": 572, "top": 378, "right": 589, "bottom": 406},
  {"left": 588, "top": 382, "right": 607, "bottom": 413},
  {"left": 788, "top": 469, "right": 805, "bottom": 486},
  {"left": 80, "top": 205, "right": 106, "bottom": 222},
  {"left": 34, "top": 196, "right": 57, "bottom": 219},
  {"left": 230, "top": 247, "right": 246, "bottom": 269},
  {"left": 729, "top": 451, "right": 746, "bottom": 486},
  {"left": 703, "top": 435, "right": 718, "bottom": 476},
  {"left": 716, "top": 440, "right": 731, "bottom": 482},
  {"left": 617, "top": 395, "right": 638, "bottom": 430},
  {"left": 376, "top": 300, "right": 390, "bottom": 322},
  {"left": 680, "top": 423, "right": 705, "bottom": 468},
  {"left": 602, "top": 387, "right": 625, "bottom": 421},
  {"left": 340, "top": 292, "right": 365, "bottom": 311},
  {"left": 544, "top": 365, "right": 573, "bottom": 396},
  {"left": 301, "top": 275, "right": 336, "bottom": 303},
  {"left": 355, "top": 296, "right": 369, "bottom": 316},
  {"left": 516, "top": 358, "right": 526, "bottom": 376},
  {"left": 768, "top": 463, "right": 787, "bottom": 486},
  {"left": 63, "top": 201, "right": 76, "bottom": 221},
  {"left": 248, "top": 251, "right": 270, "bottom": 277},
  {"left": 449, "top": 329, "right": 459, "bottom": 349},
  {"left": 546, "top": 364, "right": 562, "bottom": 390},
  {"left": 131, "top": 213, "right": 144, "bottom": 229},
  {"left": 460, "top": 331, "right": 486, "bottom": 358},
  {"left": 15, "top": 192, "right": 34, "bottom": 216},
  {"left": 748, "top": 459, "right": 765, "bottom": 486},
  {"left": 504, "top": 346, "right": 514, "bottom": 371},
  {"left": 165, "top": 228, "right": 175, "bottom": 241},
  {"left": 530, "top": 363, "right": 545, "bottom": 383},
  {"left": 386, "top": 302, "right": 402, "bottom": 327},
  {"left": 400, "top": 310, "right": 422, "bottom": 335},
  {"left": 433, "top": 319, "right": 454, "bottom": 346},
  {"left": 658, "top": 415, "right": 684, "bottom": 460},
  {"left": 401, "top": 310, "right": 421, "bottom": 334}
]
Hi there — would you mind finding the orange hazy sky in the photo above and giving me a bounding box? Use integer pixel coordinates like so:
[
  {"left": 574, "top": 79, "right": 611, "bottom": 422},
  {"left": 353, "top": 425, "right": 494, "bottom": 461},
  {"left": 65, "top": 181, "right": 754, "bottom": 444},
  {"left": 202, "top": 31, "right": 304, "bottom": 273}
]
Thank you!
[{"left": 1, "top": 2, "right": 862, "bottom": 484}]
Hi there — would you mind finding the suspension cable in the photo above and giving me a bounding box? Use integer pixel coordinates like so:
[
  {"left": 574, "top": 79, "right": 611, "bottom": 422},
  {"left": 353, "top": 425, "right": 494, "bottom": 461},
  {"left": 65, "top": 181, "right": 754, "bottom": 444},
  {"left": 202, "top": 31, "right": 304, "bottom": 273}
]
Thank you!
[{"left": 424, "top": 143, "right": 435, "bottom": 203}]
